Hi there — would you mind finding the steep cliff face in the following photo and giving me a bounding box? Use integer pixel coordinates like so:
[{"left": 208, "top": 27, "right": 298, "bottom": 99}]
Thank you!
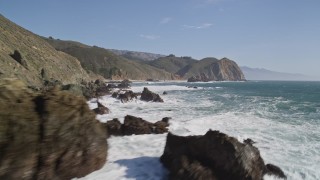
[
  {"left": 211, "top": 58, "right": 246, "bottom": 81},
  {"left": 0, "top": 14, "right": 90, "bottom": 87},
  {"left": 177, "top": 58, "right": 245, "bottom": 82}
]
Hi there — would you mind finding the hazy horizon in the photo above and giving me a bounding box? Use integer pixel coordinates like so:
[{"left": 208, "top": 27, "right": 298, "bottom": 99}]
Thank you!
[{"left": 1, "top": 0, "right": 319, "bottom": 79}]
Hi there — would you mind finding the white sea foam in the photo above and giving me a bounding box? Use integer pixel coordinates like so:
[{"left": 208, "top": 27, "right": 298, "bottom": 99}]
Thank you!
[{"left": 80, "top": 83, "right": 320, "bottom": 180}]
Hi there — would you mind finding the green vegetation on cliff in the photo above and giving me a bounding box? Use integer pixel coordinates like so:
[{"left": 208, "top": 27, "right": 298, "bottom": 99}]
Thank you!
[
  {"left": 147, "top": 55, "right": 197, "bottom": 74},
  {"left": 45, "top": 38, "right": 178, "bottom": 80},
  {"left": 0, "top": 14, "right": 91, "bottom": 87}
]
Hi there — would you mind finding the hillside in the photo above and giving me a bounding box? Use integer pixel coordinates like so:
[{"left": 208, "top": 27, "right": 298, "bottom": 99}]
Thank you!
[
  {"left": 45, "top": 38, "right": 178, "bottom": 80},
  {"left": 109, "top": 49, "right": 165, "bottom": 62},
  {"left": 0, "top": 14, "right": 91, "bottom": 87},
  {"left": 147, "top": 55, "right": 197, "bottom": 74},
  {"left": 177, "top": 58, "right": 245, "bottom": 81}
]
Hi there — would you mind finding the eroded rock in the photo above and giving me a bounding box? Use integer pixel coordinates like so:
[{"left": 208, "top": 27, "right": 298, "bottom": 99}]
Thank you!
[
  {"left": 105, "top": 115, "right": 170, "bottom": 136},
  {"left": 0, "top": 79, "right": 108, "bottom": 180},
  {"left": 160, "top": 130, "right": 286, "bottom": 180},
  {"left": 93, "top": 101, "right": 110, "bottom": 115},
  {"left": 140, "top": 87, "right": 163, "bottom": 102}
]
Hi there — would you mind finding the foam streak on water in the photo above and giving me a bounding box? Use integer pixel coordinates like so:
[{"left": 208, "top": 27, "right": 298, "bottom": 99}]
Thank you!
[{"left": 82, "top": 81, "right": 320, "bottom": 180}]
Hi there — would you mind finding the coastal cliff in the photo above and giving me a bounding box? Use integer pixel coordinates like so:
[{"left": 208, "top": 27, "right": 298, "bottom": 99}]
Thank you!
[
  {"left": 177, "top": 58, "right": 246, "bottom": 82},
  {"left": 0, "top": 14, "right": 92, "bottom": 88}
]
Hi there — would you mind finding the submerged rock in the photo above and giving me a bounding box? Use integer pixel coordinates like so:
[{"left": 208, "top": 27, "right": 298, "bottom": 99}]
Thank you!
[
  {"left": 140, "top": 87, "right": 164, "bottom": 102},
  {"left": 160, "top": 130, "right": 286, "bottom": 180},
  {"left": 0, "top": 79, "right": 108, "bottom": 179}
]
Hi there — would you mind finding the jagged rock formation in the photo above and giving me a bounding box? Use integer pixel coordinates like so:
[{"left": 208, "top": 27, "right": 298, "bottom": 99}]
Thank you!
[
  {"left": 61, "top": 79, "right": 111, "bottom": 100},
  {"left": 105, "top": 115, "right": 170, "bottom": 136},
  {"left": 140, "top": 87, "right": 164, "bottom": 102},
  {"left": 111, "top": 90, "right": 138, "bottom": 103},
  {"left": 0, "top": 79, "right": 108, "bottom": 179},
  {"left": 0, "top": 14, "right": 92, "bottom": 88},
  {"left": 160, "top": 130, "right": 286, "bottom": 180},
  {"left": 181, "top": 58, "right": 246, "bottom": 82}
]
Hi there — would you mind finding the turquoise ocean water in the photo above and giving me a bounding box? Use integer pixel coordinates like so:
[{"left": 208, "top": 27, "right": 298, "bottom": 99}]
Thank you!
[{"left": 131, "top": 81, "right": 320, "bottom": 179}]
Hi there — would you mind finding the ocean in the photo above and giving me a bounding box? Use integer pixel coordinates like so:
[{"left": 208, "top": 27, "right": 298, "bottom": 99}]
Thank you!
[{"left": 83, "top": 81, "right": 320, "bottom": 180}]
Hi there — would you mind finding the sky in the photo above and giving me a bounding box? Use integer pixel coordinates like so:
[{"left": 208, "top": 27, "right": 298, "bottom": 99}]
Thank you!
[{"left": 1, "top": 0, "right": 320, "bottom": 78}]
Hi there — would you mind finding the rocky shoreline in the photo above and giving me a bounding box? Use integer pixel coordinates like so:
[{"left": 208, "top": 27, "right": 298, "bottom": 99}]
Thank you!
[{"left": 0, "top": 79, "right": 287, "bottom": 180}]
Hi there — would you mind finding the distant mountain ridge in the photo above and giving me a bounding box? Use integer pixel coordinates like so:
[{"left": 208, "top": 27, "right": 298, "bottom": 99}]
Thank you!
[{"left": 241, "top": 66, "right": 315, "bottom": 81}]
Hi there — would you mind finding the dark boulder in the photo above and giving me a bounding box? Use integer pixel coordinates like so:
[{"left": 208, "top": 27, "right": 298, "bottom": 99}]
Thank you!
[
  {"left": 243, "top": 138, "right": 256, "bottom": 145},
  {"left": 140, "top": 87, "right": 164, "bottom": 102},
  {"left": 163, "top": 91, "right": 168, "bottom": 95},
  {"left": 106, "top": 115, "right": 170, "bottom": 136},
  {"left": 111, "top": 90, "right": 137, "bottom": 103},
  {"left": 153, "top": 117, "right": 171, "bottom": 134},
  {"left": 118, "top": 90, "right": 138, "bottom": 103},
  {"left": 105, "top": 118, "right": 123, "bottom": 137},
  {"left": 93, "top": 101, "right": 110, "bottom": 115},
  {"left": 111, "top": 91, "right": 118, "bottom": 98},
  {"left": 160, "top": 130, "right": 286, "bottom": 180},
  {"left": 117, "top": 79, "right": 131, "bottom": 89},
  {"left": 0, "top": 79, "right": 108, "bottom": 180},
  {"left": 122, "top": 115, "right": 153, "bottom": 135},
  {"left": 265, "top": 164, "right": 287, "bottom": 179}
]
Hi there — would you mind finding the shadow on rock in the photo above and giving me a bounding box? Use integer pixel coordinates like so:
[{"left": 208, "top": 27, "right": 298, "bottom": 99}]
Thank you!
[
  {"left": 160, "top": 130, "right": 287, "bottom": 180},
  {"left": 115, "top": 156, "right": 168, "bottom": 180}
]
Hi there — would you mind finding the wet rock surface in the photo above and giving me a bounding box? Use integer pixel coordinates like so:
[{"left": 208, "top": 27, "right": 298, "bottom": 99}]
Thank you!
[
  {"left": 160, "top": 130, "right": 286, "bottom": 180},
  {"left": 111, "top": 90, "right": 138, "bottom": 103},
  {"left": 0, "top": 79, "right": 108, "bottom": 180},
  {"left": 105, "top": 115, "right": 170, "bottom": 136},
  {"left": 93, "top": 101, "right": 110, "bottom": 115},
  {"left": 140, "top": 87, "right": 164, "bottom": 102}
]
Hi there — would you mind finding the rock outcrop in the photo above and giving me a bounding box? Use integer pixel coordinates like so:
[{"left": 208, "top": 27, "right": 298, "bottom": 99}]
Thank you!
[
  {"left": 187, "top": 73, "right": 210, "bottom": 82},
  {"left": 140, "top": 87, "right": 164, "bottom": 102},
  {"left": 0, "top": 79, "right": 108, "bottom": 179},
  {"left": 93, "top": 101, "right": 110, "bottom": 115},
  {"left": 179, "top": 58, "right": 246, "bottom": 82},
  {"left": 160, "top": 130, "right": 286, "bottom": 180},
  {"left": 62, "top": 79, "right": 111, "bottom": 99},
  {"left": 111, "top": 90, "right": 138, "bottom": 103},
  {"left": 105, "top": 115, "right": 170, "bottom": 136}
]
